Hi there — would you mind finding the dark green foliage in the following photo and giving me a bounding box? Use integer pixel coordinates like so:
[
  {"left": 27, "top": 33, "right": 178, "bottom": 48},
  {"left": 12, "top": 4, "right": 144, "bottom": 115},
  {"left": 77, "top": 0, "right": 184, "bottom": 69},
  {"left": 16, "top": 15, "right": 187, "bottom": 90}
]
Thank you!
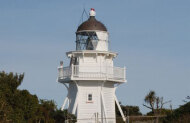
[
  {"left": 0, "top": 71, "right": 26, "bottom": 122},
  {"left": 163, "top": 102, "right": 190, "bottom": 123},
  {"left": 10, "top": 90, "right": 39, "bottom": 122},
  {"left": 52, "top": 110, "right": 76, "bottom": 123},
  {"left": 0, "top": 71, "right": 75, "bottom": 123},
  {"left": 121, "top": 105, "right": 142, "bottom": 116},
  {"left": 116, "top": 103, "right": 142, "bottom": 123},
  {"left": 116, "top": 103, "right": 142, "bottom": 117},
  {"left": 146, "top": 108, "right": 172, "bottom": 116}
]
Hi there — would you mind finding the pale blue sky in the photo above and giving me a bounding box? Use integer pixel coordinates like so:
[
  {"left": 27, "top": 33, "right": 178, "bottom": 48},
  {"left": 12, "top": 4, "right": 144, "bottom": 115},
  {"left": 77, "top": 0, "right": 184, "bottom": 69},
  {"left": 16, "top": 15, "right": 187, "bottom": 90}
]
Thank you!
[{"left": 0, "top": 0, "right": 190, "bottom": 114}]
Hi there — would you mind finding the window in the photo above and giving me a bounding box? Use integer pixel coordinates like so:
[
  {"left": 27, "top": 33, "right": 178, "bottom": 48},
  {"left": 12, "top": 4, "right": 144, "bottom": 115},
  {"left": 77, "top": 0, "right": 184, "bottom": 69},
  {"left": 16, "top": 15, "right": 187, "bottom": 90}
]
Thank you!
[
  {"left": 76, "top": 31, "right": 98, "bottom": 50},
  {"left": 88, "top": 94, "right": 92, "bottom": 101},
  {"left": 87, "top": 93, "right": 93, "bottom": 102}
]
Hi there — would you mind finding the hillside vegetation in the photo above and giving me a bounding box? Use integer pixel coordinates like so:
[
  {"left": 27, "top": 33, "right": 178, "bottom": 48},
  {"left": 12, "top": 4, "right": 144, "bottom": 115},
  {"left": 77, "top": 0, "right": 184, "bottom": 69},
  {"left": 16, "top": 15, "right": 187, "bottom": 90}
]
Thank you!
[{"left": 0, "top": 71, "right": 75, "bottom": 123}]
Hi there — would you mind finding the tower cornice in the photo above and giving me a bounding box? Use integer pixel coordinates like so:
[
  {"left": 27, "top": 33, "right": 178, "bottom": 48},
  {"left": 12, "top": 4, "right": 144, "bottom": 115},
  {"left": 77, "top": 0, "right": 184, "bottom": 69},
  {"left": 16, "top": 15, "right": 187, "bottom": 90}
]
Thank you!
[{"left": 66, "top": 50, "right": 117, "bottom": 58}]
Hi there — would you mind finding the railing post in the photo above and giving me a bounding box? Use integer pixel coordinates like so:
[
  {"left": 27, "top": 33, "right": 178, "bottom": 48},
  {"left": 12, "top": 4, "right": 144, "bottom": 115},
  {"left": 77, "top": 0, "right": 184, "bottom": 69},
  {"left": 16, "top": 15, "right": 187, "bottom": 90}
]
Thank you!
[
  {"left": 71, "top": 64, "right": 73, "bottom": 79},
  {"left": 60, "top": 61, "right": 64, "bottom": 79}
]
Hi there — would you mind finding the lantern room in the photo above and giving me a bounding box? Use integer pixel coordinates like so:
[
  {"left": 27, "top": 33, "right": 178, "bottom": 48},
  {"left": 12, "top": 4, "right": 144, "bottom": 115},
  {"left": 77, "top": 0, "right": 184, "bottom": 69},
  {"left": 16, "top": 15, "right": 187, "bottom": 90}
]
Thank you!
[{"left": 76, "top": 8, "right": 109, "bottom": 51}]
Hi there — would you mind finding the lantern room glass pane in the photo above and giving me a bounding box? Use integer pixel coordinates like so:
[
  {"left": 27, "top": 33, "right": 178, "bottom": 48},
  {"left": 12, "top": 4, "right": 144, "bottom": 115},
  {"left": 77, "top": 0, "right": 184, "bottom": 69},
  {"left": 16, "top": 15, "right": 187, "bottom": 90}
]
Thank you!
[{"left": 76, "top": 31, "right": 98, "bottom": 50}]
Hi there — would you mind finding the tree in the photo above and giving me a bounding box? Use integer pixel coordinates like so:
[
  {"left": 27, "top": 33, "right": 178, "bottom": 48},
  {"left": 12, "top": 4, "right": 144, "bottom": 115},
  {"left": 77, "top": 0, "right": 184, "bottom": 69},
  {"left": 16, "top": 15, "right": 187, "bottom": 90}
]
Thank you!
[
  {"left": 143, "top": 90, "right": 171, "bottom": 116},
  {"left": 164, "top": 102, "right": 190, "bottom": 123},
  {"left": 143, "top": 91, "right": 156, "bottom": 114},
  {"left": 0, "top": 95, "right": 12, "bottom": 122},
  {"left": 0, "top": 71, "right": 76, "bottom": 123},
  {"left": 53, "top": 109, "right": 76, "bottom": 123},
  {"left": 0, "top": 71, "right": 24, "bottom": 122},
  {"left": 38, "top": 100, "right": 57, "bottom": 122}
]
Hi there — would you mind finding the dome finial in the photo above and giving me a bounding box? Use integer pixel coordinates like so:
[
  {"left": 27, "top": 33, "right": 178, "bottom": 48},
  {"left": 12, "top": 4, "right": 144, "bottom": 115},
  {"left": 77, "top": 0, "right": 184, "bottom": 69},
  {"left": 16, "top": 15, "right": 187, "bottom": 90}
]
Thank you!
[{"left": 89, "top": 8, "right": 96, "bottom": 16}]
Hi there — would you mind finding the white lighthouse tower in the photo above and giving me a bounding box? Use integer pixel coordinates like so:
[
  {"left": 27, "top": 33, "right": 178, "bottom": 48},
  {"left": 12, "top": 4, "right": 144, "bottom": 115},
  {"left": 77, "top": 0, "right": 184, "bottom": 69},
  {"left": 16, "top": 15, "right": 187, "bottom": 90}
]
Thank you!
[{"left": 58, "top": 8, "right": 126, "bottom": 123}]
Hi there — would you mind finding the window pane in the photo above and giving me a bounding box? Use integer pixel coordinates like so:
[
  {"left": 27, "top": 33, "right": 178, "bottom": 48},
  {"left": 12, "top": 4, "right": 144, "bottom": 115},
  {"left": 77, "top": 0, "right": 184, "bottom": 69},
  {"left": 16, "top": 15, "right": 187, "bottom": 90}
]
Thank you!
[{"left": 88, "top": 94, "right": 92, "bottom": 101}]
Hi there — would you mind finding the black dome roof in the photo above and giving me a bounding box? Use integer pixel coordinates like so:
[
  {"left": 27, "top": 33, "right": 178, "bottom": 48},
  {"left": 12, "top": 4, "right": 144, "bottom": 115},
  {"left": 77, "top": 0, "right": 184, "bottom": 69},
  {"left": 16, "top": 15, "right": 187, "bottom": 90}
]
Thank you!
[{"left": 77, "top": 16, "right": 107, "bottom": 32}]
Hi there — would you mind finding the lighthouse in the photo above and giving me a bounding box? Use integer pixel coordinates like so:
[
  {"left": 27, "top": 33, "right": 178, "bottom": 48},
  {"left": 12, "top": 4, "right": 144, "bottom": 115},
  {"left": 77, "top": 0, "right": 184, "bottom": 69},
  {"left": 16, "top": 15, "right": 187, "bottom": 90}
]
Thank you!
[{"left": 57, "top": 8, "right": 126, "bottom": 123}]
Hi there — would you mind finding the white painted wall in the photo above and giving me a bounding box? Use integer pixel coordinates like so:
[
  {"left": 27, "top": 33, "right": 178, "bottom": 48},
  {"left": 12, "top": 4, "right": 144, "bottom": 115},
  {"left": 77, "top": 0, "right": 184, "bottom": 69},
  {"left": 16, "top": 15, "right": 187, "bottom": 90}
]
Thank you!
[
  {"left": 68, "top": 81, "right": 115, "bottom": 123},
  {"left": 95, "top": 31, "right": 109, "bottom": 51},
  {"left": 68, "top": 82, "right": 77, "bottom": 113},
  {"left": 78, "top": 54, "right": 113, "bottom": 67}
]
